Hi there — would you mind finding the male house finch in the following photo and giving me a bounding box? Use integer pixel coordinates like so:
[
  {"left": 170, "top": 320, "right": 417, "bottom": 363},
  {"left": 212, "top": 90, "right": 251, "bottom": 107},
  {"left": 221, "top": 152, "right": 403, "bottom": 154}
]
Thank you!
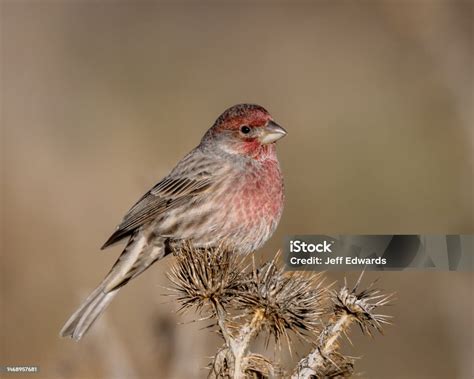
[{"left": 60, "top": 104, "right": 287, "bottom": 340}]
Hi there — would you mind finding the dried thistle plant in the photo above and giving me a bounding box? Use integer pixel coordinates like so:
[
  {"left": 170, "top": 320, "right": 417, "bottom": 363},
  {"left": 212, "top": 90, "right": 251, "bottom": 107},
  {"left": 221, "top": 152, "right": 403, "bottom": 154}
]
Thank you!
[
  {"left": 167, "top": 245, "right": 394, "bottom": 379},
  {"left": 292, "top": 273, "right": 394, "bottom": 379}
]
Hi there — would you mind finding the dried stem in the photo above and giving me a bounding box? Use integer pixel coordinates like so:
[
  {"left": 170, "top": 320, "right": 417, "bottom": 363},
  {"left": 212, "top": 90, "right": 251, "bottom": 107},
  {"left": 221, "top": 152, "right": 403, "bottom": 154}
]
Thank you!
[
  {"left": 292, "top": 272, "right": 394, "bottom": 378},
  {"left": 291, "top": 314, "right": 353, "bottom": 379},
  {"left": 213, "top": 301, "right": 236, "bottom": 354},
  {"left": 211, "top": 301, "right": 265, "bottom": 378},
  {"left": 233, "top": 309, "right": 265, "bottom": 379}
]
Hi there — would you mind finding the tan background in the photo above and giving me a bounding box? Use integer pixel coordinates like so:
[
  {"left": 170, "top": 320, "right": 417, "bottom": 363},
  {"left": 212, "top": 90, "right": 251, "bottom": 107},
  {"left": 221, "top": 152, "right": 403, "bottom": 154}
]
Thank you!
[{"left": 1, "top": 2, "right": 473, "bottom": 379}]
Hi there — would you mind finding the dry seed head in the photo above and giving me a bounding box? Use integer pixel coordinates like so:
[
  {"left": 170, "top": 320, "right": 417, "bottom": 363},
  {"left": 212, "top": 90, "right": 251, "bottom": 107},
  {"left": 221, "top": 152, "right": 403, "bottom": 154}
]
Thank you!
[
  {"left": 314, "top": 351, "right": 355, "bottom": 378},
  {"left": 333, "top": 274, "right": 394, "bottom": 336},
  {"left": 167, "top": 243, "right": 245, "bottom": 313},
  {"left": 243, "top": 353, "right": 285, "bottom": 378},
  {"left": 235, "top": 254, "right": 326, "bottom": 343},
  {"left": 208, "top": 347, "right": 233, "bottom": 378}
]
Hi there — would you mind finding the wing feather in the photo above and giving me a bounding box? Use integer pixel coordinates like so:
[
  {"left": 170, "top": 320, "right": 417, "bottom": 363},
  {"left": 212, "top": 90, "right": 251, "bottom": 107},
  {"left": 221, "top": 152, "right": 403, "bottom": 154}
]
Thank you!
[{"left": 101, "top": 151, "right": 218, "bottom": 249}]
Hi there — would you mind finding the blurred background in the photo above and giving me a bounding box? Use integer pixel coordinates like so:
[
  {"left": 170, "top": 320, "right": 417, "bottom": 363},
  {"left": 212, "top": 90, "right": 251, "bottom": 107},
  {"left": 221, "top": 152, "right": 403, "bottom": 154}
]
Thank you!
[{"left": 1, "top": 1, "right": 473, "bottom": 378}]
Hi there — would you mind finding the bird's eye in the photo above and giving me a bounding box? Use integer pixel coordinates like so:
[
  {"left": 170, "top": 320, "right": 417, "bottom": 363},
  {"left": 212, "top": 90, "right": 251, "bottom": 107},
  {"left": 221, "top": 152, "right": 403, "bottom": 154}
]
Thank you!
[{"left": 240, "top": 125, "right": 251, "bottom": 134}]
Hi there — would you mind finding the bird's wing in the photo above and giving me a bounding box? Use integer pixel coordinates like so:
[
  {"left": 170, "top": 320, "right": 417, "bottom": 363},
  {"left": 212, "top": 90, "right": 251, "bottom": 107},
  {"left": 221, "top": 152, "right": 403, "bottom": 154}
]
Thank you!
[{"left": 101, "top": 151, "right": 219, "bottom": 249}]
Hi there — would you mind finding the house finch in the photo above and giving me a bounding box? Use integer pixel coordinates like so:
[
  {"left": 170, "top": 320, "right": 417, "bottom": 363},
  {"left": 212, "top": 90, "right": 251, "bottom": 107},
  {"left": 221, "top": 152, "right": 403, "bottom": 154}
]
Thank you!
[{"left": 60, "top": 104, "right": 287, "bottom": 340}]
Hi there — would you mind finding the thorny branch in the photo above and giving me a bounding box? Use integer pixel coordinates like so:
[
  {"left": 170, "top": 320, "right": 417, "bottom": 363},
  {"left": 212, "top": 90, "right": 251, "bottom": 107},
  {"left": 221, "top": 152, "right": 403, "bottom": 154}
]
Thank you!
[{"left": 167, "top": 246, "right": 394, "bottom": 378}]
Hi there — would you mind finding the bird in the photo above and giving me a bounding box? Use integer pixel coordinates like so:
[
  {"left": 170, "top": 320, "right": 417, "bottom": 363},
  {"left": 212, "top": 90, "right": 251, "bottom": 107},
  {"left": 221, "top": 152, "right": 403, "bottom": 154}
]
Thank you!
[{"left": 60, "top": 103, "right": 287, "bottom": 340}]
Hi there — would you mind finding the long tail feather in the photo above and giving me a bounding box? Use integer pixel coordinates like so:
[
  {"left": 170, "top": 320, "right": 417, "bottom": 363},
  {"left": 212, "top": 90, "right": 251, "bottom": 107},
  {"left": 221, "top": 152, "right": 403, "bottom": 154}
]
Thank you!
[
  {"left": 60, "top": 285, "right": 120, "bottom": 340},
  {"left": 60, "top": 231, "right": 165, "bottom": 340}
]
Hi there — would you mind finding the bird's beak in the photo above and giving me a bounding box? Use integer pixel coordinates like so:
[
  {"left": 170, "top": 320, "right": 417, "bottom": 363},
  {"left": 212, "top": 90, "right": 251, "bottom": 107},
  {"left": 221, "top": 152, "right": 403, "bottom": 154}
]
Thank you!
[{"left": 259, "top": 120, "right": 288, "bottom": 144}]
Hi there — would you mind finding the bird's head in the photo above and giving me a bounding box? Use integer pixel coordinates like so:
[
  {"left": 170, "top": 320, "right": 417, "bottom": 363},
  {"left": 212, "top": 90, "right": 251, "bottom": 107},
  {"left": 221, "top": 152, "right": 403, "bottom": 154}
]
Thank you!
[{"left": 202, "top": 104, "right": 287, "bottom": 159}]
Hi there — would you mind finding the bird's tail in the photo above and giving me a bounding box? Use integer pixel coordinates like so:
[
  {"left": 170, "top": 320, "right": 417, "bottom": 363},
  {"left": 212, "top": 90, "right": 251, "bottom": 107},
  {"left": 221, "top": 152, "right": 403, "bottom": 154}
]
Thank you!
[
  {"left": 59, "top": 283, "right": 120, "bottom": 340},
  {"left": 60, "top": 231, "right": 165, "bottom": 340}
]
